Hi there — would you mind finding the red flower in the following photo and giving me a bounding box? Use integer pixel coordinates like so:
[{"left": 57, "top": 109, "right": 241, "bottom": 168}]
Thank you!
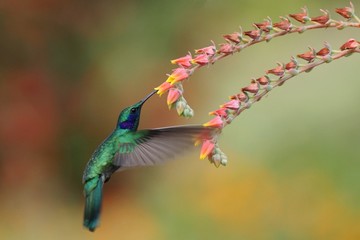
[
  {"left": 242, "top": 80, "right": 259, "bottom": 94},
  {"left": 311, "top": 10, "right": 329, "bottom": 25},
  {"left": 166, "top": 68, "right": 189, "bottom": 84},
  {"left": 297, "top": 48, "right": 315, "bottom": 62},
  {"left": 244, "top": 30, "right": 261, "bottom": 40},
  {"left": 340, "top": 38, "right": 360, "bottom": 50},
  {"left": 209, "top": 108, "right": 228, "bottom": 118},
  {"left": 254, "top": 20, "right": 272, "bottom": 32},
  {"left": 191, "top": 54, "right": 209, "bottom": 65},
  {"left": 218, "top": 43, "right": 234, "bottom": 54},
  {"left": 256, "top": 76, "right": 269, "bottom": 85},
  {"left": 316, "top": 47, "right": 330, "bottom": 56},
  {"left": 195, "top": 46, "right": 216, "bottom": 56},
  {"left": 223, "top": 32, "right": 241, "bottom": 43},
  {"left": 266, "top": 63, "right": 285, "bottom": 76},
  {"left": 200, "top": 140, "right": 215, "bottom": 160},
  {"left": 203, "top": 116, "right": 223, "bottom": 128},
  {"left": 273, "top": 17, "right": 292, "bottom": 31},
  {"left": 289, "top": 7, "right": 310, "bottom": 23},
  {"left": 155, "top": 82, "right": 172, "bottom": 96},
  {"left": 220, "top": 99, "right": 240, "bottom": 110},
  {"left": 230, "top": 92, "right": 248, "bottom": 102},
  {"left": 167, "top": 88, "right": 181, "bottom": 106},
  {"left": 285, "top": 61, "right": 297, "bottom": 70},
  {"left": 171, "top": 54, "right": 192, "bottom": 68},
  {"left": 336, "top": 3, "right": 354, "bottom": 19}
]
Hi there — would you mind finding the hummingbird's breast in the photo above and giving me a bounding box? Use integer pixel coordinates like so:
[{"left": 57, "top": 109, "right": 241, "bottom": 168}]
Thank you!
[{"left": 82, "top": 133, "right": 119, "bottom": 183}]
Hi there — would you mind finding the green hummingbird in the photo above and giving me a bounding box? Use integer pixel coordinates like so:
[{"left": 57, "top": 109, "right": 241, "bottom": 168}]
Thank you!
[{"left": 82, "top": 90, "right": 215, "bottom": 232}]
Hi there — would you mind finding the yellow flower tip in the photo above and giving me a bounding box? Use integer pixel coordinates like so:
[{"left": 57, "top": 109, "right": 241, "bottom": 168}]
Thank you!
[
  {"left": 166, "top": 68, "right": 189, "bottom": 85},
  {"left": 154, "top": 89, "right": 162, "bottom": 97},
  {"left": 155, "top": 82, "right": 172, "bottom": 96},
  {"left": 200, "top": 149, "right": 210, "bottom": 159},
  {"left": 154, "top": 87, "right": 160, "bottom": 94},
  {"left": 166, "top": 78, "right": 177, "bottom": 85},
  {"left": 170, "top": 55, "right": 192, "bottom": 68},
  {"left": 203, "top": 116, "right": 223, "bottom": 128},
  {"left": 209, "top": 108, "right": 228, "bottom": 118}
]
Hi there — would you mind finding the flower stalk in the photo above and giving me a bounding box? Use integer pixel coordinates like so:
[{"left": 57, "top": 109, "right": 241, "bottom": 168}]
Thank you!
[
  {"left": 202, "top": 40, "right": 359, "bottom": 166},
  {"left": 153, "top": 2, "right": 360, "bottom": 167}
]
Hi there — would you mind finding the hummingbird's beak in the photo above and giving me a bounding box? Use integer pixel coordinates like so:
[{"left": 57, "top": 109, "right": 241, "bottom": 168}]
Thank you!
[{"left": 140, "top": 89, "right": 157, "bottom": 105}]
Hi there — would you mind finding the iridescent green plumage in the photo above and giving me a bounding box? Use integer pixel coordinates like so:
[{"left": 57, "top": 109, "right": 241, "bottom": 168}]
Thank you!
[{"left": 82, "top": 90, "right": 215, "bottom": 232}]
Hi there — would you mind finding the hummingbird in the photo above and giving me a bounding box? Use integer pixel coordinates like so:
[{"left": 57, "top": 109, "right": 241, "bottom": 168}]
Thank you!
[{"left": 82, "top": 89, "right": 215, "bottom": 232}]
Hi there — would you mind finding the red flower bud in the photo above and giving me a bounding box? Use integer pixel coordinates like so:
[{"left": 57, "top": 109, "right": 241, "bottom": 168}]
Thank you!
[
  {"left": 171, "top": 54, "right": 192, "bottom": 68},
  {"left": 220, "top": 99, "right": 240, "bottom": 110},
  {"left": 340, "top": 38, "right": 360, "bottom": 50},
  {"left": 230, "top": 92, "right": 248, "bottom": 102},
  {"left": 223, "top": 32, "right": 241, "bottom": 43},
  {"left": 316, "top": 47, "right": 330, "bottom": 56},
  {"left": 195, "top": 46, "right": 216, "bottom": 56},
  {"left": 200, "top": 140, "right": 215, "bottom": 159},
  {"left": 266, "top": 63, "right": 285, "bottom": 76},
  {"left": 256, "top": 76, "right": 269, "bottom": 85},
  {"left": 285, "top": 61, "right": 297, "bottom": 70},
  {"left": 273, "top": 17, "right": 292, "bottom": 31},
  {"left": 336, "top": 3, "right": 354, "bottom": 19},
  {"left": 167, "top": 88, "right": 182, "bottom": 106},
  {"left": 209, "top": 108, "right": 228, "bottom": 118},
  {"left": 311, "top": 10, "right": 330, "bottom": 25},
  {"left": 218, "top": 43, "right": 234, "bottom": 54},
  {"left": 191, "top": 54, "right": 209, "bottom": 65},
  {"left": 297, "top": 48, "right": 315, "bottom": 62},
  {"left": 203, "top": 116, "right": 223, "bottom": 128},
  {"left": 254, "top": 20, "right": 272, "bottom": 32},
  {"left": 289, "top": 7, "right": 310, "bottom": 23},
  {"left": 244, "top": 30, "right": 261, "bottom": 40},
  {"left": 242, "top": 80, "right": 259, "bottom": 94}
]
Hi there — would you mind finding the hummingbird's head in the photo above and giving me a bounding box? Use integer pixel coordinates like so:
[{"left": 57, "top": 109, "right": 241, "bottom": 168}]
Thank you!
[{"left": 117, "top": 90, "right": 157, "bottom": 131}]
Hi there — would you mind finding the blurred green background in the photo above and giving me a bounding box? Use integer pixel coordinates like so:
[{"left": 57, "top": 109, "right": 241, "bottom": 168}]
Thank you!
[{"left": 1, "top": 0, "right": 360, "bottom": 239}]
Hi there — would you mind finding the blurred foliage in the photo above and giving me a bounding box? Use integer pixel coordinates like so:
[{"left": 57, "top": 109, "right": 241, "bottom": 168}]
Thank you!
[{"left": 0, "top": 0, "right": 360, "bottom": 239}]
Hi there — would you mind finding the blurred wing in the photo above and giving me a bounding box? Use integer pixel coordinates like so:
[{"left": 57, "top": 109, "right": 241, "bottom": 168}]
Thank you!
[{"left": 113, "top": 125, "right": 215, "bottom": 168}]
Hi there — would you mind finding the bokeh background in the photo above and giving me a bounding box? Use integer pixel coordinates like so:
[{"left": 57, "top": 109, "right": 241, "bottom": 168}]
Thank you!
[{"left": 1, "top": 0, "right": 360, "bottom": 239}]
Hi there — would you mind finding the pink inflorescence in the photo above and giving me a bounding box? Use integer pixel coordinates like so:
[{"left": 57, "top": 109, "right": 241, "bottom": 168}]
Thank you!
[
  {"left": 154, "top": 3, "right": 360, "bottom": 167},
  {"left": 202, "top": 38, "right": 359, "bottom": 165}
]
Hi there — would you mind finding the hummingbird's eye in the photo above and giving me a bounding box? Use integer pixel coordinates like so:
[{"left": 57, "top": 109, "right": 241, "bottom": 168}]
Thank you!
[{"left": 130, "top": 107, "right": 136, "bottom": 113}]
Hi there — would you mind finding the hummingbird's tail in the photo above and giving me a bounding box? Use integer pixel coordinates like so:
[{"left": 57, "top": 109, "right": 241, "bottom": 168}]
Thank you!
[{"left": 83, "top": 175, "right": 104, "bottom": 232}]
